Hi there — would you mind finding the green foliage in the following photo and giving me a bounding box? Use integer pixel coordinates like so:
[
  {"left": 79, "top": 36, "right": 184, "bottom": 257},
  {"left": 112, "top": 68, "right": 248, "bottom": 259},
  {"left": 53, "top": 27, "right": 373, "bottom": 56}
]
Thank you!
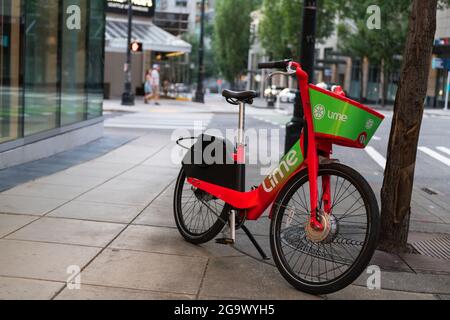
[
  {"left": 213, "top": 0, "right": 255, "bottom": 85},
  {"left": 258, "top": 1, "right": 287, "bottom": 59},
  {"left": 259, "top": 0, "right": 338, "bottom": 60},
  {"left": 182, "top": 23, "right": 217, "bottom": 81},
  {"left": 438, "top": 0, "right": 450, "bottom": 9},
  {"left": 337, "top": 0, "right": 410, "bottom": 73},
  {"left": 257, "top": 0, "right": 449, "bottom": 65}
]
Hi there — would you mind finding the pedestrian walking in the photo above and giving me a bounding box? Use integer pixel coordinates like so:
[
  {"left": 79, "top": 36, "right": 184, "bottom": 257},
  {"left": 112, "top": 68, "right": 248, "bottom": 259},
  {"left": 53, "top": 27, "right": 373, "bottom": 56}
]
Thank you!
[
  {"left": 151, "top": 64, "right": 161, "bottom": 106},
  {"left": 144, "top": 69, "right": 152, "bottom": 104}
]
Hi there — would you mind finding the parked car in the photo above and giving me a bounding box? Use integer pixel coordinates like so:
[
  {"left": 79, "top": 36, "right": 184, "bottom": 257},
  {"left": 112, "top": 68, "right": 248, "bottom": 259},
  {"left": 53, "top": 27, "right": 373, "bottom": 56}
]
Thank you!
[{"left": 279, "top": 88, "right": 297, "bottom": 103}]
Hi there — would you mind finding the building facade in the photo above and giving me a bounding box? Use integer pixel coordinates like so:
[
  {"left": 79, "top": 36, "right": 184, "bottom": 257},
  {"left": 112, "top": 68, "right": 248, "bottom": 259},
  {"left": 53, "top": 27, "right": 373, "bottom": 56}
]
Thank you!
[
  {"left": 246, "top": 10, "right": 294, "bottom": 96},
  {"left": 316, "top": 9, "right": 450, "bottom": 107},
  {"left": 247, "top": 10, "right": 267, "bottom": 97},
  {"left": 247, "top": 7, "right": 450, "bottom": 108},
  {"left": 0, "top": 0, "right": 105, "bottom": 169},
  {"left": 428, "top": 8, "right": 450, "bottom": 108},
  {"left": 315, "top": 17, "right": 399, "bottom": 104},
  {"left": 154, "top": 0, "right": 198, "bottom": 35},
  {"left": 104, "top": 0, "right": 192, "bottom": 98}
]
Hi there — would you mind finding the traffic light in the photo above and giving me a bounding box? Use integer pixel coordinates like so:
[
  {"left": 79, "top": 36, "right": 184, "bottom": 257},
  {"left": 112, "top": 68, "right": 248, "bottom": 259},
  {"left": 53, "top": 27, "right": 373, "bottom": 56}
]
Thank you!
[{"left": 130, "top": 41, "right": 143, "bottom": 53}]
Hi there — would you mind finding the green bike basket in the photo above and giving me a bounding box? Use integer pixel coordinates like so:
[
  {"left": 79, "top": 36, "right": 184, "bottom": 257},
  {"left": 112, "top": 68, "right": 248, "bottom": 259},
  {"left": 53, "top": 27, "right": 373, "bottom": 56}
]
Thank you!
[{"left": 309, "top": 84, "right": 385, "bottom": 148}]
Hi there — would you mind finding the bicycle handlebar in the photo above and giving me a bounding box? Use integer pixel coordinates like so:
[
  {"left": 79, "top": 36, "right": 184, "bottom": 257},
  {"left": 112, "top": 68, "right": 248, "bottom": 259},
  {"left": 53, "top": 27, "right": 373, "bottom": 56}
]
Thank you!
[{"left": 258, "top": 59, "right": 292, "bottom": 70}]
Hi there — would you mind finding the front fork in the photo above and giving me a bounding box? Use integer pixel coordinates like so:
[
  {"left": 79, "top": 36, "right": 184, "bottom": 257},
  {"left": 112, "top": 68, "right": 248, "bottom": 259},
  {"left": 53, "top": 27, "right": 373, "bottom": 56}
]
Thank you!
[
  {"left": 308, "top": 143, "right": 332, "bottom": 230},
  {"left": 322, "top": 174, "right": 332, "bottom": 213},
  {"left": 295, "top": 63, "right": 332, "bottom": 231}
]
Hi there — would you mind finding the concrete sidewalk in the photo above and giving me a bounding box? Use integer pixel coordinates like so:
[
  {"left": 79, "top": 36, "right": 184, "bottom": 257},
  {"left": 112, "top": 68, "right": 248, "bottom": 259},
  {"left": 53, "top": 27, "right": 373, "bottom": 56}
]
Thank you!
[{"left": 0, "top": 119, "right": 449, "bottom": 300}]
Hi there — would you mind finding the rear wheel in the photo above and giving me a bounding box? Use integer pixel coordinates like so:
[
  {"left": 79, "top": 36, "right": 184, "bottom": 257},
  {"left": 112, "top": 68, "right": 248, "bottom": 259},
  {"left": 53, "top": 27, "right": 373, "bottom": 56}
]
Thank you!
[
  {"left": 174, "top": 168, "right": 230, "bottom": 244},
  {"left": 270, "top": 163, "right": 379, "bottom": 294}
]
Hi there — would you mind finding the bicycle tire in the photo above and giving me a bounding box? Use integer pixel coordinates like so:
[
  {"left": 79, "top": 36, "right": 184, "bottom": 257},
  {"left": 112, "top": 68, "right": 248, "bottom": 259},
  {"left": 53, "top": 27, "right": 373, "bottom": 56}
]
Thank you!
[
  {"left": 270, "top": 163, "right": 380, "bottom": 295},
  {"left": 174, "top": 168, "right": 230, "bottom": 244}
]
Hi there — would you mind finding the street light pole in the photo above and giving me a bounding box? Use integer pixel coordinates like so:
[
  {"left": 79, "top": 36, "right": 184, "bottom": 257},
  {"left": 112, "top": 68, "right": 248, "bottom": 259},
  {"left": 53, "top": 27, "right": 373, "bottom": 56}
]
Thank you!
[
  {"left": 194, "top": 0, "right": 206, "bottom": 104},
  {"left": 121, "top": 0, "right": 135, "bottom": 106},
  {"left": 285, "top": 0, "right": 317, "bottom": 153}
]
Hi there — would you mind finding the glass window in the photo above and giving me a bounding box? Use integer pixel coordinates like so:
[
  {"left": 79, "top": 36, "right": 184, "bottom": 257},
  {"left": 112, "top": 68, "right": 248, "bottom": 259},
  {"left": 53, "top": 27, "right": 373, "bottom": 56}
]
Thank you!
[
  {"left": 23, "top": 0, "right": 60, "bottom": 136},
  {"left": 349, "top": 59, "right": 362, "bottom": 99},
  {"left": 367, "top": 64, "right": 381, "bottom": 102},
  {"left": 324, "top": 47, "right": 333, "bottom": 59},
  {"left": 176, "top": 0, "right": 188, "bottom": 7},
  {"left": 0, "top": 0, "right": 22, "bottom": 143},
  {"left": 351, "top": 59, "right": 361, "bottom": 81},
  {"left": 368, "top": 64, "right": 380, "bottom": 83},
  {"left": 60, "top": 0, "right": 87, "bottom": 126},
  {"left": 1, "top": 0, "right": 104, "bottom": 148},
  {"left": 86, "top": 0, "right": 105, "bottom": 119}
]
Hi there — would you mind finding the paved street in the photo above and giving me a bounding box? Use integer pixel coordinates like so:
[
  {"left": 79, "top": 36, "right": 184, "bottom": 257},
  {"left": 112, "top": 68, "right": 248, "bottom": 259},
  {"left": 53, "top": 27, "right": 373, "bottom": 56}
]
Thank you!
[{"left": 0, "top": 96, "right": 449, "bottom": 300}]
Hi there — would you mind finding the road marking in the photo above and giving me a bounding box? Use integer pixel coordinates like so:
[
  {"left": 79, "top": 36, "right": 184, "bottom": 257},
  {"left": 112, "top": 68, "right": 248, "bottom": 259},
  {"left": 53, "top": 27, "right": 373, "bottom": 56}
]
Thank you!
[
  {"left": 372, "top": 136, "right": 381, "bottom": 141},
  {"left": 418, "top": 147, "right": 450, "bottom": 167},
  {"left": 436, "top": 146, "right": 450, "bottom": 156},
  {"left": 365, "top": 146, "right": 386, "bottom": 169}
]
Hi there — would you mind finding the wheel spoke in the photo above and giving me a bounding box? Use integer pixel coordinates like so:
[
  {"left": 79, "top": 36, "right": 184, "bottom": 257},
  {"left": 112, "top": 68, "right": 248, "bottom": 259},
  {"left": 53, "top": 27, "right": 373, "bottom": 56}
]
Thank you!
[
  {"left": 273, "top": 167, "right": 376, "bottom": 286},
  {"left": 177, "top": 175, "right": 227, "bottom": 236}
]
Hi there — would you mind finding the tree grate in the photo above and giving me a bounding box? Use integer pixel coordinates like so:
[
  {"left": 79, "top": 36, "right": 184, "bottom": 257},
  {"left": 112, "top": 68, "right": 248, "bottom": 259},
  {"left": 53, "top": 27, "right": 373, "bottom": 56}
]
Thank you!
[{"left": 411, "top": 236, "right": 450, "bottom": 261}]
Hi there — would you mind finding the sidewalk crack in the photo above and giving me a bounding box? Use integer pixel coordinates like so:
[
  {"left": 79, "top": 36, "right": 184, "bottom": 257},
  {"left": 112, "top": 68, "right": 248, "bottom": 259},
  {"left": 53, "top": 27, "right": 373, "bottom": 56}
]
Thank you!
[{"left": 195, "top": 258, "right": 210, "bottom": 300}]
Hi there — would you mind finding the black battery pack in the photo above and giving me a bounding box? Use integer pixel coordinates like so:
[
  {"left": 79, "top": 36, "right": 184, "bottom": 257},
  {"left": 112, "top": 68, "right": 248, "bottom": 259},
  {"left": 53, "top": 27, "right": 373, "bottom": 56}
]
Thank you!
[{"left": 182, "top": 134, "right": 240, "bottom": 191}]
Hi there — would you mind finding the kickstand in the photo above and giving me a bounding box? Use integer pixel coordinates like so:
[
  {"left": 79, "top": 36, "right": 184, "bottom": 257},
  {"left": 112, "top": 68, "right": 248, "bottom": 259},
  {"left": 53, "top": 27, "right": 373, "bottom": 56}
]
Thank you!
[{"left": 241, "top": 225, "right": 270, "bottom": 261}]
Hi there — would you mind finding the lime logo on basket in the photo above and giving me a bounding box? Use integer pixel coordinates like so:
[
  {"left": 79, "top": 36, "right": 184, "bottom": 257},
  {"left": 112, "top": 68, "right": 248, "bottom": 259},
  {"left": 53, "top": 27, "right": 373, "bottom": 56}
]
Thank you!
[
  {"left": 314, "top": 104, "right": 349, "bottom": 122},
  {"left": 313, "top": 104, "right": 326, "bottom": 120},
  {"left": 365, "top": 119, "right": 374, "bottom": 130}
]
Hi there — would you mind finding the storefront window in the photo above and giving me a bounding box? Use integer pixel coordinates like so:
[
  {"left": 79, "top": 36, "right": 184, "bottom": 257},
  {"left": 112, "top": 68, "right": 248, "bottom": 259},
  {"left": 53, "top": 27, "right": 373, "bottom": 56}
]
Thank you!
[
  {"left": 0, "top": 0, "right": 105, "bottom": 149},
  {"left": 367, "top": 64, "right": 381, "bottom": 102},
  {"left": 0, "top": 0, "right": 105, "bottom": 148},
  {"left": 436, "top": 68, "right": 448, "bottom": 108},
  {"left": 349, "top": 59, "right": 361, "bottom": 99},
  {"left": 61, "top": 0, "right": 87, "bottom": 126},
  {"left": 0, "top": 0, "right": 22, "bottom": 143},
  {"left": 87, "top": 0, "right": 105, "bottom": 119},
  {"left": 23, "top": 0, "right": 60, "bottom": 136}
]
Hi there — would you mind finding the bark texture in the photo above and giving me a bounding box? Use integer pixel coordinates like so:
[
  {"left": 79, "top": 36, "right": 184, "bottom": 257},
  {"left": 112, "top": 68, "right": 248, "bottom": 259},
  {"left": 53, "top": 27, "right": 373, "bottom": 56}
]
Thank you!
[{"left": 379, "top": 0, "right": 438, "bottom": 252}]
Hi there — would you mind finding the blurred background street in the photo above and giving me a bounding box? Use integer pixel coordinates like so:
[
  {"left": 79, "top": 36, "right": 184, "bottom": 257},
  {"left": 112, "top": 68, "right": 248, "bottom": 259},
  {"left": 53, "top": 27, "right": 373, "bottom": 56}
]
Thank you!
[
  {"left": 1, "top": 0, "right": 450, "bottom": 301},
  {"left": 0, "top": 96, "right": 449, "bottom": 300}
]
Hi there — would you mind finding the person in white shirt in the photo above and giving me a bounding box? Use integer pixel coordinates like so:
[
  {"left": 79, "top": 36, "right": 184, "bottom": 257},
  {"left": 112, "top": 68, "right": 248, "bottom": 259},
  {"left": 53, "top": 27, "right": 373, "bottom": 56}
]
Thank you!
[{"left": 150, "top": 64, "right": 161, "bottom": 105}]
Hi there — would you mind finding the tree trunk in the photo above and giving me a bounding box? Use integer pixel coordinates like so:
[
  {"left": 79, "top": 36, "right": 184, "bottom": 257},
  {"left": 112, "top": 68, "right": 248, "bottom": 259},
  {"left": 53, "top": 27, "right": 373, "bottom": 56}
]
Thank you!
[{"left": 379, "top": 0, "right": 437, "bottom": 253}]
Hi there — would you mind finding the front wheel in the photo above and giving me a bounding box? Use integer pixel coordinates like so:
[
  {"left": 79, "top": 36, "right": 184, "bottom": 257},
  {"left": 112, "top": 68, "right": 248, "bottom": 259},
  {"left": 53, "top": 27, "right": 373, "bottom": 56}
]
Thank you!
[{"left": 270, "top": 163, "right": 380, "bottom": 295}]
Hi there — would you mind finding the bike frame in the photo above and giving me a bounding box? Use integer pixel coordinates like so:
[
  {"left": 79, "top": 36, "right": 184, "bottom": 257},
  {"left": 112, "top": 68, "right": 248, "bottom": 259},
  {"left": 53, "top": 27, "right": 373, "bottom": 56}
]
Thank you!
[{"left": 187, "top": 62, "right": 330, "bottom": 230}]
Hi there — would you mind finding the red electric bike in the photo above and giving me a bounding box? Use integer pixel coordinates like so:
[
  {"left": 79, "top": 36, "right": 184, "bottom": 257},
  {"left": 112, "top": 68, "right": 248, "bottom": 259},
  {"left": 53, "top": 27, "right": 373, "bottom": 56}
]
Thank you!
[{"left": 174, "top": 60, "right": 385, "bottom": 294}]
